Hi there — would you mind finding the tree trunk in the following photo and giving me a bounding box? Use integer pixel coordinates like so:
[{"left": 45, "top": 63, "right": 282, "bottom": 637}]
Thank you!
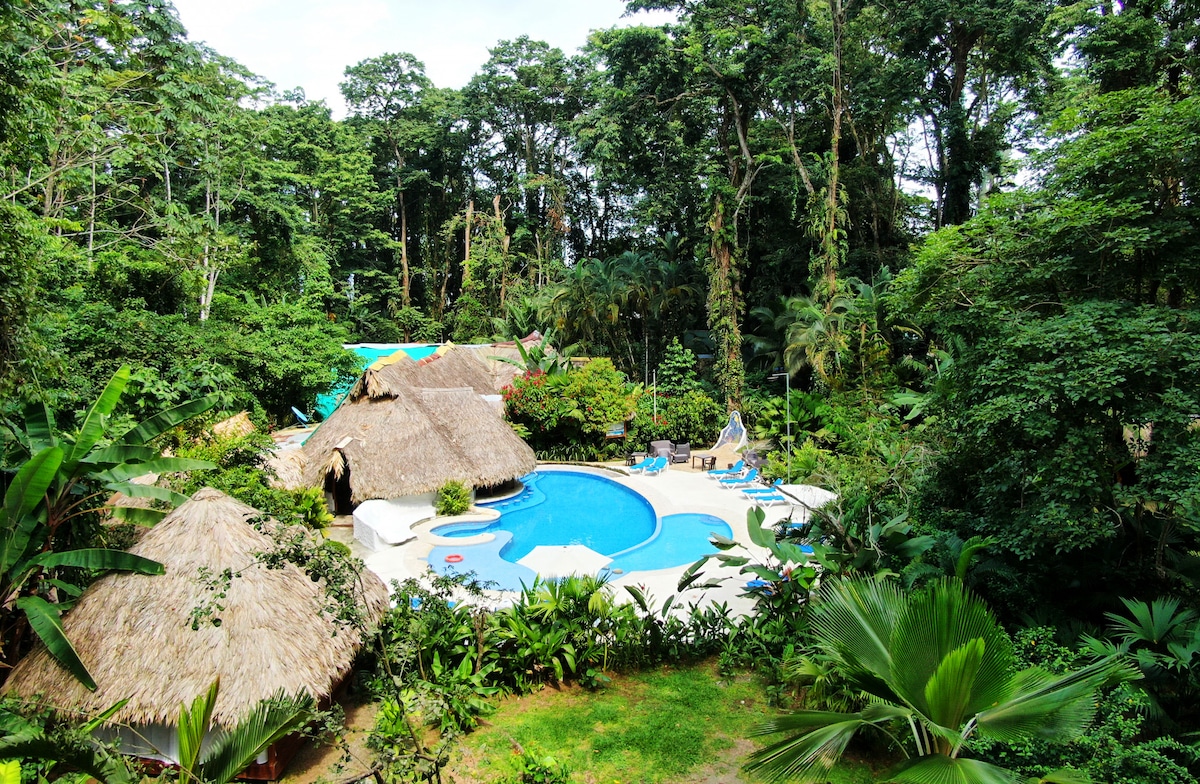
[
  {"left": 398, "top": 186, "right": 410, "bottom": 306},
  {"left": 462, "top": 200, "right": 474, "bottom": 288},
  {"left": 707, "top": 194, "right": 744, "bottom": 410}
]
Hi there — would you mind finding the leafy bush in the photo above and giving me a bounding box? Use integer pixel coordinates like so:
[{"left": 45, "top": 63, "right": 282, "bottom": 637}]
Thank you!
[
  {"left": 968, "top": 627, "right": 1200, "bottom": 784},
  {"left": 627, "top": 389, "right": 723, "bottom": 448},
  {"left": 506, "top": 749, "right": 571, "bottom": 784},
  {"left": 435, "top": 481, "right": 472, "bottom": 516},
  {"left": 503, "top": 359, "right": 639, "bottom": 459}
]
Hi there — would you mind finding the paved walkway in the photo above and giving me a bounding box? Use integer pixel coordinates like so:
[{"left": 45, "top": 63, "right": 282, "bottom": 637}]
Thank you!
[{"left": 331, "top": 461, "right": 832, "bottom": 617}]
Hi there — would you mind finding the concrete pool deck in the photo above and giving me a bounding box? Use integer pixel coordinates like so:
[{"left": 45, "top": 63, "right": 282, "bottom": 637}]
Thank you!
[{"left": 334, "top": 462, "right": 832, "bottom": 617}]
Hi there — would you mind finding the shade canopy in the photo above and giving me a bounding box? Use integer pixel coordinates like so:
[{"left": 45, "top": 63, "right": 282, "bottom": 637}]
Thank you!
[
  {"left": 3, "top": 488, "right": 388, "bottom": 727},
  {"left": 517, "top": 545, "right": 613, "bottom": 579}
]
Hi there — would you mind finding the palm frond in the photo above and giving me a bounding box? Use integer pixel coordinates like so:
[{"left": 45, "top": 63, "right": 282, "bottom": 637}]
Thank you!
[
  {"left": 812, "top": 577, "right": 904, "bottom": 683},
  {"left": 889, "top": 579, "right": 1014, "bottom": 721},
  {"left": 197, "top": 690, "right": 314, "bottom": 784},
  {"left": 975, "top": 656, "right": 1137, "bottom": 743},
  {"left": 744, "top": 716, "right": 871, "bottom": 783},
  {"left": 885, "top": 753, "right": 1019, "bottom": 784}
]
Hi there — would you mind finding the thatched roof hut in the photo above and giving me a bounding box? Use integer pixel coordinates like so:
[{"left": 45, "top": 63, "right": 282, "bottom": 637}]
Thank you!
[
  {"left": 301, "top": 380, "right": 536, "bottom": 505},
  {"left": 4, "top": 488, "right": 387, "bottom": 727},
  {"left": 350, "top": 345, "right": 497, "bottom": 399},
  {"left": 212, "top": 411, "right": 256, "bottom": 439},
  {"left": 265, "top": 446, "right": 307, "bottom": 491},
  {"left": 462, "top": 333, "right": 547, "bottom": 392}
]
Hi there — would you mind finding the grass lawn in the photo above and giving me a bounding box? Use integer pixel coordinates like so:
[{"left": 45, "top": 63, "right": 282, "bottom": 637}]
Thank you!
[{"left": 447, "top": 661, "right": 879, "bottom": 784}]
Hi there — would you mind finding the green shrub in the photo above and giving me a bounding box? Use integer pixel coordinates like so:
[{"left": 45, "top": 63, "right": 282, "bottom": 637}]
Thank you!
[
  {"left": 507, "top": 749, "right": 571, "bottom": 784},
  {"left": 436, "top": 480, "right": 472, "bottom": 516},
  {"left": 503, "top": 359, "right": 639, "bottom": 459},
  {"left": 292, "top": 486, "right": 334, "bottom": 529},
  {"left": 627, "top": 389, "right": 723, "bottom": 448},
  {"left": 323, "top": 539, "right": 351, "bottom": 557}
]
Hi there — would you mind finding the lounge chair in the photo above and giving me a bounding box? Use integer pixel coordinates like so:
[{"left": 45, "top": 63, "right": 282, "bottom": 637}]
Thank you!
[
  {"left": 706, "top": 459, "right": 745, "bottom": 479},
  {"left": 644, "top": 456, "right": 669, "bottom": 475},
  {"left": 628, "top": 455, "right": 657, "bottom": 473},
  {"left": 748, "top": 492, "right": 791, "bottom": 507},
  {"left": 742, "top": 479, "right": 784, "bottom": 497},
  {"left": 670, "top": 442, "right": 691, "bottom": 464},
  {"left": 719, "top": 468, "right": 759, "bottom": 489}
]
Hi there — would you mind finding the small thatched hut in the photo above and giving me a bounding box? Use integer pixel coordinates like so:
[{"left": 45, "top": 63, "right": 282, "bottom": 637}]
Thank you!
[
  {"left": 3, "top": 488, "right": 387, "bottom": 780},
  {"left": 301, "top": 378, "right": 536, "bottom": 509}
]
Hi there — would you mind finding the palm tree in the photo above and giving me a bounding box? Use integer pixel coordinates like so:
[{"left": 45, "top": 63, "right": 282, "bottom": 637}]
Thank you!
[
  {"left": 782, "top": 293, "right": 854, "bottom": 389},
  {"left": 746, "top": 577, "right": 1133, "bottom": 783}
]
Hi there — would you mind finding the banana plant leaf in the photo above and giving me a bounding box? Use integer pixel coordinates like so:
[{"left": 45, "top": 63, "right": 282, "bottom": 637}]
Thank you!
[
  {"left": 102, "top": 482, "right": 190, "bottom": 507},
  {"left": 26, "top": 548, "right": 164, "bottom": 575},
  {"left": 108, "top": 506, "right": 168, "bottom": 526},
  {"left": 94, "top": 456, "right": 217, "bottom": 484},
  {"left": 63, "top": 366, "right": 130, "bottom": 477},
  {"left": 16, "top": 595, "right": 96, "bottom": 690},
  {"left": 119, "top": 394, "right": 221, "bottom": 446}
]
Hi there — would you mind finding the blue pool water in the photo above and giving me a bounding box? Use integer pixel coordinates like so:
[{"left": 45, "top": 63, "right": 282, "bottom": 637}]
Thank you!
[
  {"left": 427, "top": 470, "right": 733, "bottom": 590},
  {"left": 433, "top": 471, "right": 656, "bottom": 561}
]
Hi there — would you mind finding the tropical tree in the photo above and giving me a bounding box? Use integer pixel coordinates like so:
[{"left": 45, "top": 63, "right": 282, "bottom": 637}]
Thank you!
[{"left": 746, "top": 576, "right": 1133, "bottom": 783}]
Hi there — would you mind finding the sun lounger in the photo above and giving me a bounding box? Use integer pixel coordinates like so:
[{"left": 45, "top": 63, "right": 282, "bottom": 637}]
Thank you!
[
  {"left": 628, "top": 451, "right": 657, "bottom": 470},
  {"left": 628, "top": 455, "right": 657, "bottom": 473},
  {"left": 742, "top": 479, "right": 784, "bottom": 497},
  {"left": 719, "top": 468, "right": 759, "bottom": 489},
  {"left": 642, "top": 456, "right": 669, "bottom": 475},
  {"left": 706, "top": 459, "right": 745, "bottom": 479},
  {"left": 748, "top": 492, "right": 791, "bottom": 507}
]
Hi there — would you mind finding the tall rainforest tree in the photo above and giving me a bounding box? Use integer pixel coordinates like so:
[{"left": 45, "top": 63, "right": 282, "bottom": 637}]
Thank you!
[
  {"left": 895, "top": 0, "right": 1200, "bottom": 615},
  {"left": 340, "top": 53, "right": 434, "bottom": 308},
  {"left": 883, "top": 0, "right": 1058, "bottom": 227}
]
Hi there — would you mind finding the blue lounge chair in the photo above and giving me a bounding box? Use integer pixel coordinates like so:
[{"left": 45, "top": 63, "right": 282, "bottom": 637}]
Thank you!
[
  {"left": 706, "top": 459, "right": 745, "bottom": 479},
  {"left": 719, "top": 468, "right": 759, "bottom": 489},
  {"left": 627, "top": 455, "right": 656, "bottom": 473},
  {"left": 643, "top": 456, "right": 669, "bottom": 476},
  {"left": 749, "top": 492, "right": 791, "bottom": 507},
  {"left": 742, "top": 479, "right": 784, "bottom": 497}
]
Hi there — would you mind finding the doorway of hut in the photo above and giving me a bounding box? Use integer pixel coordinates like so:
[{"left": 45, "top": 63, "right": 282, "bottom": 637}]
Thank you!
[{"left": 324, "top": 465, "right": 354, "bottom": 514}]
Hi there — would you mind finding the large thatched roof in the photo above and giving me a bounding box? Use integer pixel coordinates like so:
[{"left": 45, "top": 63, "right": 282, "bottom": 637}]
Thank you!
[
  {"left": 462, "top": 333, "right": 547, "bottom": 392},
  {"left": 349, "top": 345, "right": 497, "bottom": 399},
  {"left": 3, "top": 488, "right": 387, "bottom": 726},
  {"left": 301, "top": 380, "right": 536, "bottom": 502}
]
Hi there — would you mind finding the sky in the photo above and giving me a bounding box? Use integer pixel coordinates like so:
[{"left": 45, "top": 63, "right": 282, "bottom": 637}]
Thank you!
[{"left": 171, "top": 0, "right": 676, "bottom": 116}]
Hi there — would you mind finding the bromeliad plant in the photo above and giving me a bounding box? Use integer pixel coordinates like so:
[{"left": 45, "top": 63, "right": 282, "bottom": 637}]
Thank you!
[{"left": 745, "top": 576, "right": 1136, "bottom": 783}]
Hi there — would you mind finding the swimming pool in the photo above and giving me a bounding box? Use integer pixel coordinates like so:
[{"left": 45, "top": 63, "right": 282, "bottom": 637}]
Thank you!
[{"left": 426, "top": 470, "right": 733, "bottom": 590}]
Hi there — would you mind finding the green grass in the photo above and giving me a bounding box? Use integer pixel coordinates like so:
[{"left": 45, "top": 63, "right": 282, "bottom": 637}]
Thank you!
[{"left": 448, "top": 662, "right": 878, "bottom": 784}]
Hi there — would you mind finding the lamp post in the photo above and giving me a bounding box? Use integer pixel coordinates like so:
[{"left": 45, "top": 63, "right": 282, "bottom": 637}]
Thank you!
[{"left": 769, "top": 370, "right": 791, "bottom": 479}]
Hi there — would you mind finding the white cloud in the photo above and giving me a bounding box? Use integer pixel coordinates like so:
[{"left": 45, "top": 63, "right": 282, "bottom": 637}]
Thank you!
[{"left": 171, "top": 0, "right": 675, "bottom": 116}]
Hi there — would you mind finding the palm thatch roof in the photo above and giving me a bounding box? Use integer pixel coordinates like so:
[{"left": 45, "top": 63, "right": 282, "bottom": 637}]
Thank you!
[
  {"left": 462, "top": 334, "right": 547, "bottom": 392},
  {"left": 265, "top": 446, "right": 306, "bottom": 491},
  {"left": 350, "top": 346, "right": 496, "bottom": 399},
  {"left": 212, "top": 411, "right": 256, "bottom": 439},
  {"left": 3, "top": 488, "right": 387, "bottom": 726},
  {"left": 300, "top": 381, "right": 536, "bottom": 503}
]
